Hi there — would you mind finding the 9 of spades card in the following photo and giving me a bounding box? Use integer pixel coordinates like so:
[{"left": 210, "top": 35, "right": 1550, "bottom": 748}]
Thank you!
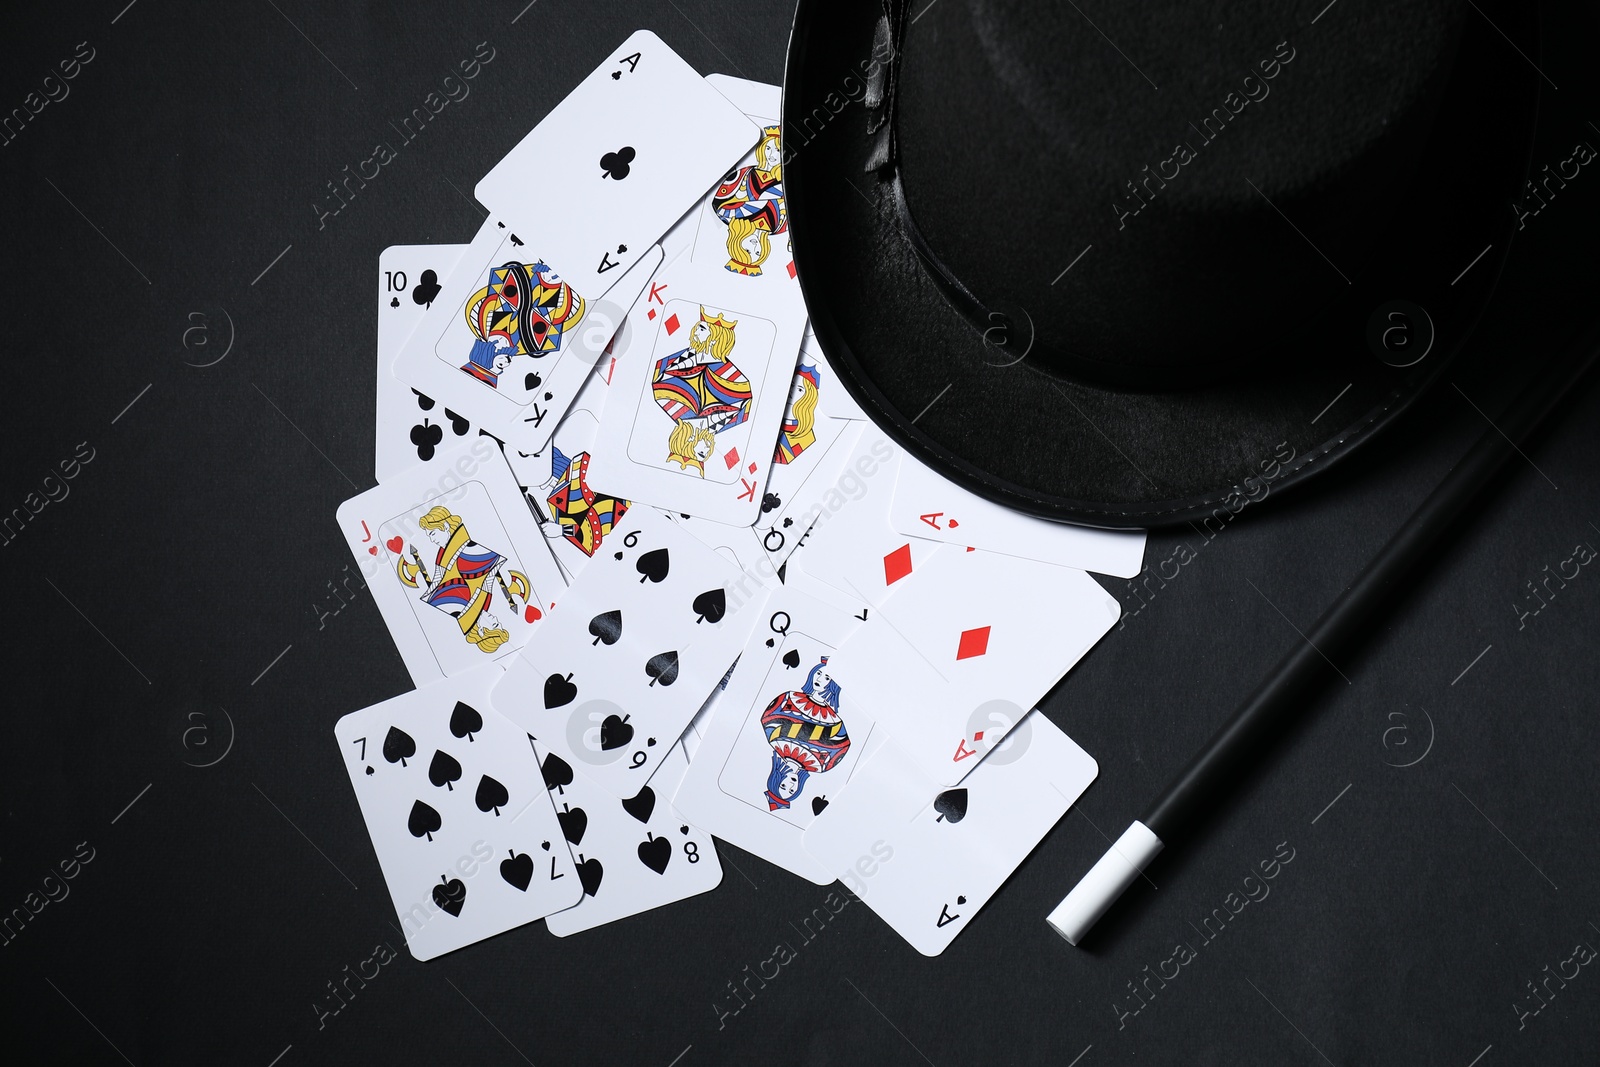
[
  {"left": 802, "top": 710, "right": 1098, "bottom": 956},
  {"left": 375, "top": 243, "right": 471, "bottom": 484},
  {"left": 391, "top": 213, "right": 661, "bottom": 456},
  {"left": 334, "top": 664, "right": 580, "bottom": 961},
  {"left": 336, "top": 438, "right": 564, "bottom": 686},
  {"left": 543, "top": 741, "right": 722, "bottom": 937},
  {"left": 474, "top": 30, "right": 759, "bottom": 299},
  {"left": 490, "top": 507, "right": 757, "bottom": 797},
  {"left": 586, "top": 255, "right": 807, "bottom": 526}
]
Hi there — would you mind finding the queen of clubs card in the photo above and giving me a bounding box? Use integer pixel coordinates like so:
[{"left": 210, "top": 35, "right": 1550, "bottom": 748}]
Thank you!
[
  {"left": 652, "top": 308, "right": 751, "bottom": 476},
  {"left": 759, "top": 656, "right": 848, "bottom": 810},
  {"left": 461, "top": 261, "right": 584, "bottom": 389},
  {"left": 396, "top": 506, "right": 528, "bottom": 654}
]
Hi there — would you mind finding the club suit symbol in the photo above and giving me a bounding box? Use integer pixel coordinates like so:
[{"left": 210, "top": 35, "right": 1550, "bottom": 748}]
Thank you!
[
  {"left": 410, "top": 418, "right": 444, "bottom": 462},
  {"left": 600, "top": 146, "right": 636, "bottom": 179},
  {"left": 411, "top": 269, "right": 441, "bottom": 307}
]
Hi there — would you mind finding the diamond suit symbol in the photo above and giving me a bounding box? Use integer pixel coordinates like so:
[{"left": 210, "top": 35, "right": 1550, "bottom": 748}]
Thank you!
[
  {"left": 665, "top": 313, "right": 681, "bottom": 334},
  {"left": 883, "top": 544, "right": 913, "bottom": 586},
  {"left": 955, "top": 626, "right": 991, "bottom": 661}
]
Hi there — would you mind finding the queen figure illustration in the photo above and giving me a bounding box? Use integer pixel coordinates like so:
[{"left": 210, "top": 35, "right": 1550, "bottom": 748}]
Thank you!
[
  {"left": 711, "top": 125, "right": 786, "bottom": 275},
  {"left": 758, "top": 656, "right": 848, "bottom": 811}
]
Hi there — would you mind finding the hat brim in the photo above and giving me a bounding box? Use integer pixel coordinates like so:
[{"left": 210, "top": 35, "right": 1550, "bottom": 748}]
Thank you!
[{"left": 782, "top": 0, "right": 1539, "bottom": 529}]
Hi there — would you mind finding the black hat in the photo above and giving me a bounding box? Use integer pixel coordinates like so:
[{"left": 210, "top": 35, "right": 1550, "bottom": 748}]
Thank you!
[{"left": 783, "top": 0, "right": 1540, "bottom": 528}]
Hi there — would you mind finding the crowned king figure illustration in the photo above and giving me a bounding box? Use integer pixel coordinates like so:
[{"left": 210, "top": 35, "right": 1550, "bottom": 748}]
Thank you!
[
  {"left": 652, "top": 306, "right": 752, "bottom": 476},
  {"left": 461, "top": 260, "right": 584, "bottom": 388}
]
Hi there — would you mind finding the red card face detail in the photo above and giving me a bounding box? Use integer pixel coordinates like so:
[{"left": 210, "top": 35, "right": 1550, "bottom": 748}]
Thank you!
[
  {"left": 955, "top": 626, "right": 991, "bottom": 661},
  {"left": 883, "top": 544, "right": 914, "bottom": 586}
]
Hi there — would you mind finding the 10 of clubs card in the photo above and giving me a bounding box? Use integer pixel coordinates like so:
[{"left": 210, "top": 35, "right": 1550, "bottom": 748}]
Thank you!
[
  {"left": 474, "top": 30, "right": 759, "bottom": 299},
  {"left": 587, "top": 256, "right": 807, "bottom": 525},
  {"left": 713, "top": 591, "right": 876, "bottom": 831},
  {"left": 336, "top": 438, "right": 565, "bottom": 686},
  {"left": 803, "top": 710, "right": 1098, "bottom": 956},
  {"left": 375, "top": 243, "right": 471, "bottom": 483},
  {"left": 490, "top": 508, "right": 755, "bottom": 797},
  {"left": 542, "top": 741, "right": 722, "bottom": 937},
  {"left": 334, "top": 664, "right": 581, "bottom": 961},
  {"left": 392, "top": 214, "right": 661, "bottom": 456}
]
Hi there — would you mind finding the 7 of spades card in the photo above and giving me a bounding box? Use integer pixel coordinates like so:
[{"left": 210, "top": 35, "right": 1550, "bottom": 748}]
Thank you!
[
  {"left": 334, "top": 664, "right": 580, "bottom": 961},
  {"left": 587, "top": 255, "right": 806, "bottom": 525},
  {"left": 337, "top": 437, "right": 565, "bottom": 686}
]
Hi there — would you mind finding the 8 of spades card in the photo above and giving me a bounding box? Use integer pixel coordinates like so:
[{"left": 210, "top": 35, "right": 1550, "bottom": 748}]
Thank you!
[
  {"left": 376, "top": 243, "right": 471, "bottom": 484},
  {"left": 543, "top": 741, "right": 722, "bottom": 936},
  {"left": 474, "top": 30, "right": 758, "bottom": 299},
  {"left": 335, "top": 664, "right": 580, "bottom": 961},
  {"left": 490, "top": 507, "right": 757, "bottom": 796},
  {"left": 337, "top": 438, "right": 565, "bottom": 686}
]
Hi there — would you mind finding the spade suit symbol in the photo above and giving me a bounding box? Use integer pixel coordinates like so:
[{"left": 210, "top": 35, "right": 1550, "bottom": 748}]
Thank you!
[
  {"left": 500, "top": 850, "right": 533, "bottom": 891},
  {"left": 621, "top": 785, "right": 656, "bottom": 824},
  {"left": 558, "top": 803, "right": 587, "bottom": 846},
  {"left": 433, "top": 874, "right": 466, "bottom": 917},
  {"left": 541, "top": 751, "right": 574, "bottom": 792},
  {"left": 524, "top": 371, "right": 542, "bottom": 391},
  {"left": 383, "top": 726, "right": 417, "bottom": 767},
  {"left": 589, "top": 610, "right": 622, "bottom": 646},
  {"left": 782, "top": 649, "right": 801, "bottom": 669},
  {"left": 428, "top": 749, "right": 462, "bottom": 791},
  {"left": 600, "top": 714, "right": 634, "bottom": 751},
  {"left": 934, "top": 788, "right": 968, "bottom": 824},
  {"left": 644, "top": 651, "right": 680, "bottom": 687},
  {"left": 693, "top": 588, "right": 727, "bottom": 625},
  {"left": 408, "top": 799, "right": 442, "bottom": 841},
  {"left": 544, "top": 672, "right": 578, "bottom": 709},
  {"left": 449, "top": 701, "right": 483, "bottom": 741},
  {"left": 475, "top": 774, "right": 510, "bottom": 816},
  {"left": 637, "top": 833, "right": 671, "bottom": 875},
  {"left": 811, "top": 795, "right": 829, "bottom": 816},
  {"left": 636, "top": 548, "right": 670, "bottom": 584},
  {"left": 576, "top": 853, "right": 604, "bottom": 896}
]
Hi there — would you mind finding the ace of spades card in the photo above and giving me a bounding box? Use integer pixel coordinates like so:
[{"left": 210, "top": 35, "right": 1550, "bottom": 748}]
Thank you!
[
  {"left": 802, "top": 710, "right": 1098, "bottom": 956},
  {"left": 375, "top": 243, "right": 472, "bottom": 484},
  {"left": 587, "top": 256, "right": 806, "bottom": 526},
  {"left": 392, "top": 214, "right": 662, "bottom": 456},
  {"left": 474, "top": 30, "right": 759, "bottom": 300},
  {"left": 490, "top": 508, "right": 759, "bottom": 797},
  {"left": 334, "top": 664, "right": 581, "bottom": 961},
  {"left": 337, "top": 438, "right": 564, "bottom": 686},
  {"left": 713, "top": 590, "right": 874, "bottom": 831},
  {"left": 542, "top": 741, "right": 722, "bottom": 936}
]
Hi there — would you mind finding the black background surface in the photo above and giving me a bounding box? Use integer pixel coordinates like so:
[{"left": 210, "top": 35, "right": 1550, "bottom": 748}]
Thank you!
[{"left": 2, "top": 2, "right": 1597, "bottom": 1065}]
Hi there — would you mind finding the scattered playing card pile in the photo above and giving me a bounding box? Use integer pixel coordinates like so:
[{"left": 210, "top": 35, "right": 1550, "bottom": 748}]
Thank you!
[{"left": 334, "top": 33, "right": 1148, "bottom": 960}]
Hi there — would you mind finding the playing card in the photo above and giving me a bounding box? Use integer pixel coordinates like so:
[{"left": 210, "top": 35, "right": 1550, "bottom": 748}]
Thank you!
[
  {"left": 749, "top": 356, "right": 847, "bottom": 559},
  {"left": 713, "top": 591, "right": 875, "bottom": 831},
  {"left": 587, "top": 255, "right": 808, "bottom": 525},
  {"left": 544, "top": 742, "right": 722, "bottom": 936},
  {"left": 803, "top": 709, "right": 1097, "bottom": 955},
  {"left": 376, "top": 243, "right": 472, "bottom": 483},
  {"left": 793, "top": 433, "right": 946, "bottom": 610},
  {"left": 830, "top": 547, "right": 1121, "bottom": 786},
  {"left": 490, "top": 508, "right": 759, "bottom": 796},
  {"left": 336, "top": 438, "right": 564, "bottom": 685},
  {"left": 392, "top": 214, "right": 661, "bottom": 455},
  {"left": 475, "top": 30, "right": 758, "bottom": 298},
  {"left": 755, "top": 420, "right": 866, "bottom": 572},
  {"left": 670, "top": 591, "right": 853, "bottom": 884},
  {"left": 681, "top": 78, "right": 797, "bottom": 290},
  {"left": 334, "top": 664, "right": 581, "bottom": 960},
  {"left": 666, "top": 512, "right": 777, "bottom": 604},
  {"left": 891, "top": 449, "right": 1147, "bottom": 578}
]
